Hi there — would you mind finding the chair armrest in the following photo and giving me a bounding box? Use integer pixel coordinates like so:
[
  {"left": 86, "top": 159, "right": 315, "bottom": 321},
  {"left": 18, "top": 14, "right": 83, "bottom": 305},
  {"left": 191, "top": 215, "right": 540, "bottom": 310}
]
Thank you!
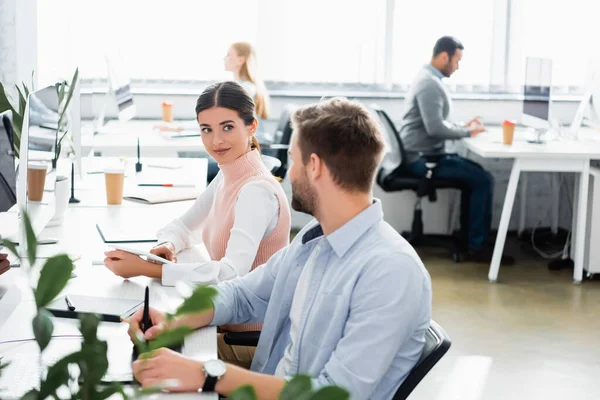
[
  {"left": 258, "top": 143, "right": 290, "bottom": 150},
  {"left": 223, "top": 331, "right": 261, "bottom": 347}
]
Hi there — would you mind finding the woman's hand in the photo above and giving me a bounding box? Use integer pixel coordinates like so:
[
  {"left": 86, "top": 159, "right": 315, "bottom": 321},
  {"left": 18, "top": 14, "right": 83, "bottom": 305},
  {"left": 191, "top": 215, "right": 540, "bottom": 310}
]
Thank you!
[
  {"left": 0, "top": 253, "right": 10, "bottom": 276},
  {"left": 133, "top": 348, "right": 204, "bottom": 392},
  {"left": 104, "top": 250, "right": 162, "bottom": 279},
  {"left": 150, "top": 242, "right": 177, "bottom": 263}
]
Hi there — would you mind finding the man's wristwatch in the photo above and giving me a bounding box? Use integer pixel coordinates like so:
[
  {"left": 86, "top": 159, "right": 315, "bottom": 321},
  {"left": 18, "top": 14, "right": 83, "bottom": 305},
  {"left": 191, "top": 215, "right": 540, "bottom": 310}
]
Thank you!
[{"left": 202, "top": 359, "right": 227, "bottom": 392}]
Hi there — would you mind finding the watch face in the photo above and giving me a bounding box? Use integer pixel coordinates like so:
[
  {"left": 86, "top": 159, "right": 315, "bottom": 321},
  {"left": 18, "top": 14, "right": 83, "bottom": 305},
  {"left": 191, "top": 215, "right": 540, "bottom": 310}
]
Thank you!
[{"left": 204, "top": 359, "right": 227, "bottom": 377}]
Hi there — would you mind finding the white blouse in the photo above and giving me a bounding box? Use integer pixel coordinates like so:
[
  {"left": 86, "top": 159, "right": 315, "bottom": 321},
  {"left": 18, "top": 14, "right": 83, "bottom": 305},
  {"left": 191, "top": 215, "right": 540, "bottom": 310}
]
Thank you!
[{"left": 157, "top": 172, "right": 279, "bottom": 286}]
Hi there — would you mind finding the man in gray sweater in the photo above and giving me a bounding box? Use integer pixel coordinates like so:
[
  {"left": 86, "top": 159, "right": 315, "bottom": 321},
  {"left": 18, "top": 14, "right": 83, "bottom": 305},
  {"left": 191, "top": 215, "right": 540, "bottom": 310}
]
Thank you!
[{"left": 400, "top": 36, "right": 512, "bottom": 264}]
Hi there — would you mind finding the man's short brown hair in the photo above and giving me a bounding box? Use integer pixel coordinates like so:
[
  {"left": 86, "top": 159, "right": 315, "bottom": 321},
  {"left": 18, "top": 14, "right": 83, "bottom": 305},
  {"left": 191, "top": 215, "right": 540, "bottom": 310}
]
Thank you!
[{"left": 291, "top": 97, "right": 385, "bottom": 192}]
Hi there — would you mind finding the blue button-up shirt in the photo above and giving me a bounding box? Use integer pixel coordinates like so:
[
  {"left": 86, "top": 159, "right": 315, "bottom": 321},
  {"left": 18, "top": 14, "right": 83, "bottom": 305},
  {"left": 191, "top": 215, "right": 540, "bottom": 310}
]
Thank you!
[
  {"left": 211, "top": 200, "right": 432, "bottom": 400},
  {"left": 426, "top": 63, "right": 445, "bottom": 81}
]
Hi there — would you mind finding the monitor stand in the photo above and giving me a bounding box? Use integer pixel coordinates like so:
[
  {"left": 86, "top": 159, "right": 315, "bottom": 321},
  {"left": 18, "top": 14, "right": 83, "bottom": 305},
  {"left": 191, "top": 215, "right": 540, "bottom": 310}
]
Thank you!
[{"left": 526, "top": 128, "right": 548, "bottom": 144}]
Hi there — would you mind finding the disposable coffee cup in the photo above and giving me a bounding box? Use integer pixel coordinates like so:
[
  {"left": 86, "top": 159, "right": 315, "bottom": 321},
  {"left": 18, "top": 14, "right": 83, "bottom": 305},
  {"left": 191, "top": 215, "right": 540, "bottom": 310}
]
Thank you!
[
  {"left": 27, "top": 162, "right": 48, "bottom": 202},
  {"left": 104, "top": 167, "right": 125, "bottom": 205},
  {"left": 502, "top": 120, "right": 516, "bottom": 145}
]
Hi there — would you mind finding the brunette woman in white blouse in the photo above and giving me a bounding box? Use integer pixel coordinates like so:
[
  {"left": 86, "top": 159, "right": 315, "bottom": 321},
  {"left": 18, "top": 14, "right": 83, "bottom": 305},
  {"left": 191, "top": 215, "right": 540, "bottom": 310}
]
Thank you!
[{"left": 104, "top": 81, "right": 291, "bottom": 288}]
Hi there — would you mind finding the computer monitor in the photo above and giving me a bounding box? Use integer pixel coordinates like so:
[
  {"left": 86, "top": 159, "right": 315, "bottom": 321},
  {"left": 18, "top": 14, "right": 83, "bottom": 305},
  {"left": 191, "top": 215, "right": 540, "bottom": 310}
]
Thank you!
[
  {"left": 16, "top": 85, "right": 59, "bottom": 259},
  {"left": 571, "top": 58, "right": 600, "bottom": 133},
  {"left": 95, "top": 53, "right": 136, "bottom": 131},
  {"left": 522, "top": 57, "right": 553, "bottom": 131}
]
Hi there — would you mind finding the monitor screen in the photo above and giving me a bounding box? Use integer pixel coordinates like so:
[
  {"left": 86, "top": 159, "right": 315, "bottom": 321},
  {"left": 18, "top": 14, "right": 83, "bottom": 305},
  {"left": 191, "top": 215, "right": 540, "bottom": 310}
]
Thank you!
[{"left": 523, "top": 57, "right": 552, "bottom": 122}]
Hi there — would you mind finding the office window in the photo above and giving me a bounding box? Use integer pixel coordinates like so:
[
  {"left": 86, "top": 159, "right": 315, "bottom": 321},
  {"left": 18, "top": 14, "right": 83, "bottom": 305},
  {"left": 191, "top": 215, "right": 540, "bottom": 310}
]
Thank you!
[
  {"left": 507, "top": 0, "right": 595, "bottom": 90},
  {"left": 258, "top": 0, "right": 387, "bottom": 83},
  {"left": 38, "top": 0, "right": 386, "bottom": 85},
  {"left": 37, "top": 0, "right": 259, "bottom": 85},
  {"left": 392, "top": 0, "right": 495, "bottom": 88}
]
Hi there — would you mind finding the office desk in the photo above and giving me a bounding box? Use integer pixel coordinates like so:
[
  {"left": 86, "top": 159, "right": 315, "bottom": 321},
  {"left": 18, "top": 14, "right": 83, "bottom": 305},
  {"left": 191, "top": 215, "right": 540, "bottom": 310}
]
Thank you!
[
  {"left": 463, "top": 127, "right": 600, "bottom": 283},
  {"left": 0, "top": 165, "right": 217, "bottom": 399},
  {"left": 82, "top": 120, "right": 206, "bottom": 158}
]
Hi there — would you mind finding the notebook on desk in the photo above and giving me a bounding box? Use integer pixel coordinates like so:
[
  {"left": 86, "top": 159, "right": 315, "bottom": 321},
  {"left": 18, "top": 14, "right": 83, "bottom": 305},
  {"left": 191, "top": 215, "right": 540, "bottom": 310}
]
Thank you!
[{"left": 123, "top": 186, "right": 199, "bottom": 204}]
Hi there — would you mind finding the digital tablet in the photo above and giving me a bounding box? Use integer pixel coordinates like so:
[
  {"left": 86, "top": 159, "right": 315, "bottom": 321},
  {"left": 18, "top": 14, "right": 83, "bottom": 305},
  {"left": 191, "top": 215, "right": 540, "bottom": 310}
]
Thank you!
[{"left": 109, "top": 244, "right": 174, "bottom": 265}]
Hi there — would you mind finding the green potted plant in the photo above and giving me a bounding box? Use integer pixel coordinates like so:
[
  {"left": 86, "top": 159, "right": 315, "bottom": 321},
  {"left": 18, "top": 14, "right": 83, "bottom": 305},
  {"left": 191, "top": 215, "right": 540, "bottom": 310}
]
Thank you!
[{"left": 52, "top": 68, "right": 79, "bottom": 170}]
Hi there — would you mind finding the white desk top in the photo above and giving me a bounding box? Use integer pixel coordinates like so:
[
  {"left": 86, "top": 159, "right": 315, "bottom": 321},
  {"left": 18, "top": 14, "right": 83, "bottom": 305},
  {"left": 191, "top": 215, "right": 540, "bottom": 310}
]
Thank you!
[
  {"left": 463, "top": 126, "right": 600, "bottom": 159},
  {"left": 82, "top": 120, "right": 206, "bottom": 158},
  {"left": 0, "top": 158, "right": 217, "bottom": 399}
]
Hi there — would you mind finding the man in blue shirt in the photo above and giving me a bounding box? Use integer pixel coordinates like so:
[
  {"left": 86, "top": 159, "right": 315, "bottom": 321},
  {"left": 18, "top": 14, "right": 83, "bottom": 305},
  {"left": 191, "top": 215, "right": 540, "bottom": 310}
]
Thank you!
[{"left": 129, "top": 97, "right": 432, "bottom": 399}]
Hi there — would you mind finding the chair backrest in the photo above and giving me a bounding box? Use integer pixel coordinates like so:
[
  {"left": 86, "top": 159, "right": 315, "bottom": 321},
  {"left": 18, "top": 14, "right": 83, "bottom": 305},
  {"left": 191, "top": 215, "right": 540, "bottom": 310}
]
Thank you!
[
  {"left": 0, "top": 110, "right": 17, "bottom": 212},
  {"left": 371, "top": 105, "right": 408, "bottom": 183},
  {"left": 393, "top": 320, "right": 451, "bottom": 400},
  {"left": 270, "top": 104, "right": 296, "bottom": 179}
]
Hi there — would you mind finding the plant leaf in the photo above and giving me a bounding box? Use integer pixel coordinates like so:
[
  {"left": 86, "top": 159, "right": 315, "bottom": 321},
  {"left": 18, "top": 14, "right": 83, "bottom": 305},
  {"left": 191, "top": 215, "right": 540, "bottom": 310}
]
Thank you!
[
  {"left": 23, "top": 83, "right": 30, "bottom": 98},
  {"left": 0, "top": 359, "right": 10, "bottom": 376},
  {"left": 62, "top": 68, "right": 79, "bottom": 117},
  {"left": 57, "top": 81, "right": 66, "bottom": 105},
  {"left": 173, "top": 286, "right": 217, "bottom": 318},
  {"left": 35, "top": 254, "right": 73, "bottom": 309},
  {"left": 19, "top": 389, "right": 40, "bottom": 400},
  {"left": 133, "top": 386, "right": 163, "bottom": 397},
  {"left": 32, "top": 309, "right": 54, "bottom": 351},
  {"left": 22, "top": 211, "right": 37, "bottom": 265},
  {"left": 96, "top": 382, "right": 126, "bottom": 400},
  {"left": 309, "top": 386, "right": 350, "bottom": 400},
  {"left": 15, "top": 84, "right": 27, "bottom": 116},
  {"left": 229, "top": 385, "right": 258, "bottom": 400},
  {"left": 39, "top": 351, "right": 82, "bottom": 398},
  {"left": 79, "top": 340, "right": 109, "bottom": 385},
  {"left": 80, "top": 313, "right": 100, "bottom": 343},
  {"left": 147, "top": 326, "right": 193, "bottom": 352},
  {"left": 1, "top": 239, "right": 20, "bottom": 260},
  {"left": 0, "top": 81, "right": 17, "bottom": 114},
  {"left": 279, "top": 375, "right": 313, "bottom": 400}
]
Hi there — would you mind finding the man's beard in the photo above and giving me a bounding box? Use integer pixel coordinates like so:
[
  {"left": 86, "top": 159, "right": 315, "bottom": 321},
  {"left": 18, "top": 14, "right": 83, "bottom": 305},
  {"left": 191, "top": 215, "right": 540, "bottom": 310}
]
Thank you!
[{"left": 291, "top": 176, "right": 317, "bottom": 216}]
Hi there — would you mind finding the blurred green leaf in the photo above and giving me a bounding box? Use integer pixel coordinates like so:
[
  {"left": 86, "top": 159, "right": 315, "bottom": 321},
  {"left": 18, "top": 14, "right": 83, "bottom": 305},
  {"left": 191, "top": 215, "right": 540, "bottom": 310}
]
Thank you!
[
  {"left": 79, "top": 341, "right": 109, "bottom": 385},
  {"left": 15, "top": 84, "right": 26, "bottom": 116},
  {"left": 19, "top": 389, "right": 40, "bottom": 400},
  {"left": 35, "top": 254, "right": 73, "bottom": 309},
  {"left": 23, "top": 83, "right": 29, "bottom": 98},
  {"left": 0, "top": 359, "right": 10, "bottom": 376},
  {"left": 310, "top": 386, "right": 350, "bottom": 400},
  {"left": 147, "top": 326, "right": 193, "bottom": 352},
  {"left": 40, "top": 351, "right": 82, "bottom": 398},
  {"left": 173, "top": 286, "right": 217, "bottom": 318},
  {"left": 0, "top": 82, "right": 16, "bottom": 114},
  {"left": 57, "top": 81, "right": 66, "bottom": 104},
  {"left": 229, "top": 385, "right": 258, "bottom": 400},
  {"left": 279, "top": 375, "right": 312, "bottom": 400},
  {"left": 22, "top": 211, "right": 37, "bottom": 265},
  {"left": 80, "top": 313, "right": 100, "bottom": 343},
  {"left": 1, "top": 239, "right": 20, "bottom": 260},
  {"left": 32, "top": 309, "right": 54, "bottom": 351},
  {"left": 133, "top": 385, "right": 163, "bottom": 398},
  {"left": 63, "top": 68, "right": 79, "bottom": 118},
  {"left": 96, "top": 382, "right": 126, "bottom": 400}
]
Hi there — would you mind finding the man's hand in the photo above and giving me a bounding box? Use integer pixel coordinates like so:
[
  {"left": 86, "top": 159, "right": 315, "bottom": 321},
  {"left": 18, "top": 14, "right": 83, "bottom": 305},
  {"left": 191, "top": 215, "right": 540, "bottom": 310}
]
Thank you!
[
  {"left": 464, "top": 116, "right": 482, "bottom": 128},
  {"left": 0, "top": 253, "right": 10, "bottom": 276},
  {"left": 133, "top": 348, "right": 204, "bottom": 392},
  {"left": 465, "top": 117, "right": 486, "bottom": 137},
  {"left": 469, "top": 125, "right": 486, "bottom": 137},
  {"left": 104, "top": 250, "right": 161, "bottom": 279},
  {"left": 126, "top": 306, "right": 167, "bottom": 342}
]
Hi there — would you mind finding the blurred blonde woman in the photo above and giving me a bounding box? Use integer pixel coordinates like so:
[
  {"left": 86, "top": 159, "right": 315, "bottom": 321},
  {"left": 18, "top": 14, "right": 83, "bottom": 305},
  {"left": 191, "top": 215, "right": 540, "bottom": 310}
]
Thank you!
[{"left": 224, "top": 42, "right": 270, "bottom": 120}]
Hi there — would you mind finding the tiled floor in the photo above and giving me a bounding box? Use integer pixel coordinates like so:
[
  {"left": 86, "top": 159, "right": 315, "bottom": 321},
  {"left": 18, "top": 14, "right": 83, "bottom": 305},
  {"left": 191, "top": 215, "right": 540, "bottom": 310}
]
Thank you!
[{"left": 409, "top": 241, "right": 600, "bottom": 400}]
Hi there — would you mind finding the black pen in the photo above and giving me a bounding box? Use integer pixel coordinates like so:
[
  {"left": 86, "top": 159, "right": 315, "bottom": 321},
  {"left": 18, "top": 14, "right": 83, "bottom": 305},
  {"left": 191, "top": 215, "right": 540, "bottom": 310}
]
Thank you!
[
  {"left": 142, "top": 286, "right": 152, "bottom": 333},
  {"left": 65, "top": 294, "right": 75, "bottom": 311}
]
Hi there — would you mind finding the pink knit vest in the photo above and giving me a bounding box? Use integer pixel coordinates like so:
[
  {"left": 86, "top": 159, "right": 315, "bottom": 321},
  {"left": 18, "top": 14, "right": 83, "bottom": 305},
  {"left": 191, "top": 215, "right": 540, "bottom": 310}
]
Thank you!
[{"left": 202, "top": 149, "right": 291, "bottom": 332}]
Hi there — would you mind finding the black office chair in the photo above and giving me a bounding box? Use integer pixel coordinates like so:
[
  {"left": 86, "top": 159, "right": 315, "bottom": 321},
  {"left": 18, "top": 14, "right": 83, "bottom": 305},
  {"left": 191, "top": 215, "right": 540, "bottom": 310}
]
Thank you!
[
  {"left": 372, "top": 105, "right": 468, "bottom": 262},
  {"left": 224, "top": 320, "right": 451, "bottom": 400},
  {"left": 259, "top": 104, "right": 296, "bottom": 180},
  {"left": 392, "top": 320, "right": 451, "bottom": 400}
]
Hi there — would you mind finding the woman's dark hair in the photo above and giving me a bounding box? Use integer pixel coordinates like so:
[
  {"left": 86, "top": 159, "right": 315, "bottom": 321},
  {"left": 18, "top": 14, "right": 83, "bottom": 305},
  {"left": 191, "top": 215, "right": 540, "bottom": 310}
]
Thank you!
[{"left": 195, "top": 81, "right": 261, "bottom": 151}]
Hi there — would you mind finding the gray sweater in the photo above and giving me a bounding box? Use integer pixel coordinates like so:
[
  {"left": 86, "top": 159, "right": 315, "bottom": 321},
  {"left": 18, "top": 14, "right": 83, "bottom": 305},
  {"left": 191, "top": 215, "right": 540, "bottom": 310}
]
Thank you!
[{"left": 399, "top": 65, "right": 471, "bottom": 164}]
